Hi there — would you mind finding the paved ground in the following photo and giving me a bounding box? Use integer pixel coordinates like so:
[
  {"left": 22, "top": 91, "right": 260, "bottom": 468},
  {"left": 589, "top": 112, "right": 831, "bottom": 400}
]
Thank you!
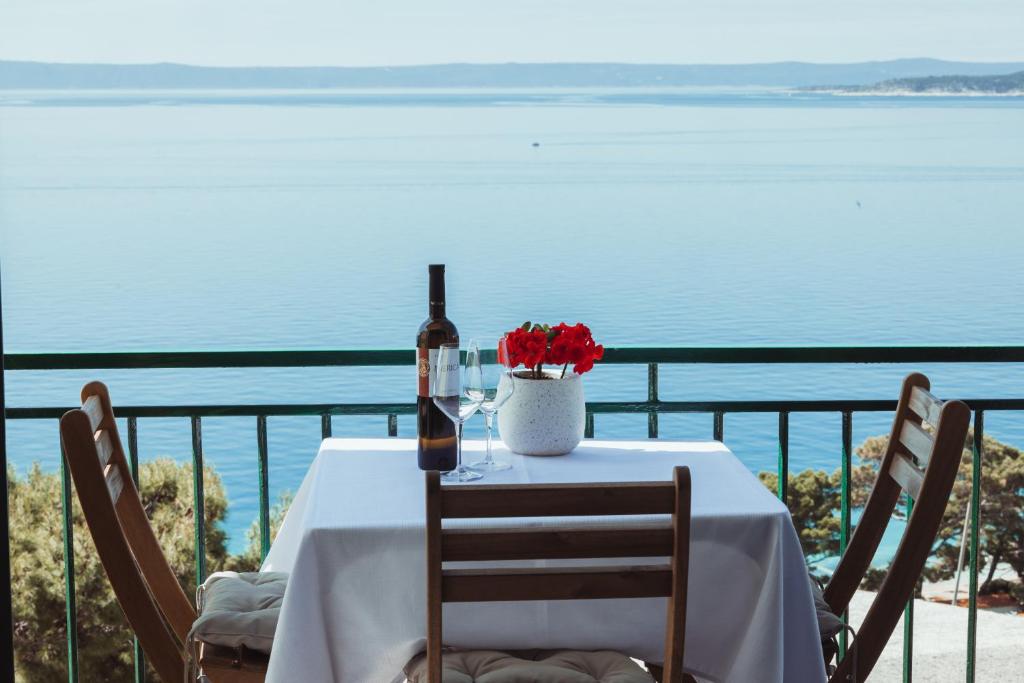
[{"left": 848, "top": 590, "right": 1024, "bottom": 681}]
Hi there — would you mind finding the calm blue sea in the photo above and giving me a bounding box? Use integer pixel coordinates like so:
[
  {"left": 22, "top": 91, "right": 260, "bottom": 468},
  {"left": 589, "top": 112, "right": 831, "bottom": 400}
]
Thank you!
[{"left": 1, "top": 89, "right": 1023, "bottom": 556}]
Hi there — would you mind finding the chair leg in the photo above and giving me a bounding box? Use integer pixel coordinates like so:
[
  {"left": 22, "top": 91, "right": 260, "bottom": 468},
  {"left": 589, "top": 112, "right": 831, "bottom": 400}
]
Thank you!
[{"left": 646, "top": 662, "right": 698, "bottom": 683}]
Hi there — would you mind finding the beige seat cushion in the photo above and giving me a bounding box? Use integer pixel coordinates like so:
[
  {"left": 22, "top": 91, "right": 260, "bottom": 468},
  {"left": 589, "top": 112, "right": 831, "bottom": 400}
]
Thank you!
[
  {"left": 189, "top": 571, "right": 288, "bottom": 654},
  {"left": 405, "top": 649, "right": 655, "bottom": 683}
]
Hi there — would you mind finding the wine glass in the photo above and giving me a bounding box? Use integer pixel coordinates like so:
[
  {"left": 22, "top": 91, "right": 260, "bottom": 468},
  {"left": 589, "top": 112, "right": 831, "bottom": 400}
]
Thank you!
[
  {"left": 432, "top": 341, "right": 484, "bottom": 482},
  {"left": 469, "top": 337, "right": 514, "bottom": 472}
]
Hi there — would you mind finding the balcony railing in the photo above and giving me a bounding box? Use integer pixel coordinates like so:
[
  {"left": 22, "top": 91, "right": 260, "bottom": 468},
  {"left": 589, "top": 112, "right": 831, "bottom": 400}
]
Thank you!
[{"left": 3, "top": 345, "right": 1024, "bottom": 682}]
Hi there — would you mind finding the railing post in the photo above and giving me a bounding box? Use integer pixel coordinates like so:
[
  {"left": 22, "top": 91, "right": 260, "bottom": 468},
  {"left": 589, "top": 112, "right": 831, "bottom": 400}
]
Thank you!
[
  {"left": 839, "top": 410, "right": 853, "bottom": 656},
  {"left": 777, "top": 412, "right": 789, "bottom": 503},
  {"left": 191, "top": 416, "right": 206, "bottom": 586},
  {"left": 647, "top": 363, "right": 658, "bottom": 438},
  {"left": 388, "top": 414, "right": 398, "bottom": 437},
  {"left": 966, "top": 410, "right": 983, "bottom": 683},
  {"left": 321, "top": 414, "right": 332, "bottom": 440},
  {"left": 713, "top": 411, "right": 724, "bottom": 442},
  {"left": 903, "top": 496, "right": 914, "bottom": 683},
  {"left": 257, "top": 416, "right": 271, "bottom": 563},
  {"left": 126, "top": 418, "right": 145, "bottom": 683},
  {"left": 60, "top": 444, "right": 79, "bottom": 683},
  {"left": 0, "top": 262, "right": 15, "bottom": 682},
  {"left": 584, "top": 412, "right": 594, "bottom": 439}
]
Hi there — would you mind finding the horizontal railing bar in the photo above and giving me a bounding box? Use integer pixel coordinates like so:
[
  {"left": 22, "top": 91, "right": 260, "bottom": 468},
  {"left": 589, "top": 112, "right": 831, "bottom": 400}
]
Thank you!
[
  {"left": 4, "top": 349, "right": 412, "bottom": 370},
  {"left": 6, "top": 345, "right": 1024, "bottom": 370},
  {"left": 8, "top": 397, "right": 1024, "bottom": 420},
  {"left": 7, "top": 404, "right": 418, "bottom": 419}
]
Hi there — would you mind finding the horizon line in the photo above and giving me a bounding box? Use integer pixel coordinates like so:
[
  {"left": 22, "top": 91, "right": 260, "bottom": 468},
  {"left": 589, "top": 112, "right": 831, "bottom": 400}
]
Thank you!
[{"left": 5, "top": 56, "right": 1024, "bottom": 70}]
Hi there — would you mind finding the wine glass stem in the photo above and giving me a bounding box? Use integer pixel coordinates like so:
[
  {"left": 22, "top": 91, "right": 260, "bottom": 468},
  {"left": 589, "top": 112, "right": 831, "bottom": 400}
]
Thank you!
[
  {"left": 484, "top": 411, "right": 495, "bottom": 464},
  {"left": 455, "top": 420, "right": 464, "bottom": 472}
]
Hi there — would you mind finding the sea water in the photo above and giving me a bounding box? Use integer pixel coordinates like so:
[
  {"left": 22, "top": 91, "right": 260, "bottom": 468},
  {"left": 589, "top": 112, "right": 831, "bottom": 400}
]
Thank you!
[{"left": 1, "top": 89, "right": 1022, "bottom": 557}]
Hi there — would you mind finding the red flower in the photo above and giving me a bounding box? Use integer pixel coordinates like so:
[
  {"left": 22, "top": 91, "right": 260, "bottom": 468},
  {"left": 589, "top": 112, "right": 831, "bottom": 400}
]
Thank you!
[
  {"left": 503, "top": 321, "right": 603, "bottom": 377},
  {"left": 504, "top": 326, "right": 549, "bottom": 370}
]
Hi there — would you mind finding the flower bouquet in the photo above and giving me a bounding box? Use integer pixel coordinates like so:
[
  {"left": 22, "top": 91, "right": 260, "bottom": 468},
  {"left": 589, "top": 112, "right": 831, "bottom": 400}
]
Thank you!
[{"left": 497, "top": 322, "right": 603, "bottom": 456}]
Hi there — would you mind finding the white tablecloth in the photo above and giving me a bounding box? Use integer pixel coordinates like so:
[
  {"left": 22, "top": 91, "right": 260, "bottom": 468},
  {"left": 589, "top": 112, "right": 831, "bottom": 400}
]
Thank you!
[{"left": 262, "top": 438, "right": 826, "bottom": 683}]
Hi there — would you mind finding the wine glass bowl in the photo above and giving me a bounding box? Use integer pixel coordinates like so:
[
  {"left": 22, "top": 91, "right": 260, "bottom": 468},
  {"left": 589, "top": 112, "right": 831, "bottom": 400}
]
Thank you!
[
  {"left": 431, "top": 342, "right": 484, "bottom": 482},
  {"left": 469, "top": 337, "right": 515, "bottom": 473},
  {"left": 433, "top": 395, "right": 483, "bottom": 423}
]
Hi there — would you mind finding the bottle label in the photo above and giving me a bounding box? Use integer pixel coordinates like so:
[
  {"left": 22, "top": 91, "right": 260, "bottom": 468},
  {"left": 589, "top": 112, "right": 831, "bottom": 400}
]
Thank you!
[{"left": 417, "top": 348, "right": 459, "bottom": 397}]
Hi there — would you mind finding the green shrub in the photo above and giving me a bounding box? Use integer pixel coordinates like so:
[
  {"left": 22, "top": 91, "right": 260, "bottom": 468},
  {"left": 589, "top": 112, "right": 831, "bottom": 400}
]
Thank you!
[
  {"left": 224, "top": 492, "right": 292, "bottom": 573},
  {"left": 854, "top": 432, "right": 1024, "bottom": 589},
  {"left": 8, "top": 459, "right": 229, "bottom": 682},
  {"left": 758, "top": 468, "right": 842, "bottom": 560},
  {"left": 760, "top": 432, "right": 1024, "bottom": 609}
]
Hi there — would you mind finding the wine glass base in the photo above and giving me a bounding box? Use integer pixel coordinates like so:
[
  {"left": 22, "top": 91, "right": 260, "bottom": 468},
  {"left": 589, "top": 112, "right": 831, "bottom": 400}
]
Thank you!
[
  {"left": 442, "top": 466, "right": 483, "bottom": 482},
  {"left": 468, "top": 459, "right": 512, "bottom": 472}
]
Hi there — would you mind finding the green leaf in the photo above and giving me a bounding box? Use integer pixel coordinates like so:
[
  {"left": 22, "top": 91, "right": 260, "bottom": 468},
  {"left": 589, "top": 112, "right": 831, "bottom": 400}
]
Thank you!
[{"left": 521, "top": 321, "right": 531, "bottom": 331}]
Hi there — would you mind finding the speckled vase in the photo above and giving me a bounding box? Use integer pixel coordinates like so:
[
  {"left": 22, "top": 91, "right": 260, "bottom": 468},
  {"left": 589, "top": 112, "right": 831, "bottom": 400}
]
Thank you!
[{"left": 497, "top": 370, "right": 585, "bottom": 456}]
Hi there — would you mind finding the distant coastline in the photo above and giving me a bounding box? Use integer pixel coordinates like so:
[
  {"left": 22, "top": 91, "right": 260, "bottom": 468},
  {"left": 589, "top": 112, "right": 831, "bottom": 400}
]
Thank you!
[
  {"left": 806, "top": 70, "right": 1024, "bottom": 96},
  {"left": 3, "top": 58, "right": 1024, "bottom": 89}
]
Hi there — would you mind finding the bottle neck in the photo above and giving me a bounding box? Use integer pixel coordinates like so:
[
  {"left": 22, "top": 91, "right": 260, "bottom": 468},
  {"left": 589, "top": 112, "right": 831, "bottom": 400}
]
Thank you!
[{"left": 429, "top": 268, "right": 445, "bottom": 318}]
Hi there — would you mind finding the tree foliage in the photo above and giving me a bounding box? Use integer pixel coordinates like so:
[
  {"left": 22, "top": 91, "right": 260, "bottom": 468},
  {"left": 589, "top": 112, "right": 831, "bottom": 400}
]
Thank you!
[
  {"left": 224, "top": 492, "right": 293, "bottom": 573},
  {"left": 8, "top": 459, "right": 230, "bottom": 681},
  {"left": 762, "top": 431, "right": 1024, "bottom": 607},
  {"left": 854, "top": 431, "right": 1024, "bottom": 600},
  {"left": 758, "top": 468, "right": 842, "bottom": 560}
]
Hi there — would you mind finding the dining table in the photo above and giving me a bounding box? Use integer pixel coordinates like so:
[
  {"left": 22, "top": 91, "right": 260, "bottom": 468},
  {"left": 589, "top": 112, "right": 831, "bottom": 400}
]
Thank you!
[{"left": 261, "top": 438, "right": 827, "bottom": 683}]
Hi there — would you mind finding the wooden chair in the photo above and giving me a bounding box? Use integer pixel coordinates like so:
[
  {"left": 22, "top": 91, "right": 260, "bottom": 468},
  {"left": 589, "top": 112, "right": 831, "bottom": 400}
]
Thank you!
[
  {"left": 820, "top": 373, "right": 970, "bottom": 681},
  {"left": 59, "top": 382, "right": 272, "bottom": 683},
  {"left": 410, "top": 466, "right": 693, "bottom": 683}
]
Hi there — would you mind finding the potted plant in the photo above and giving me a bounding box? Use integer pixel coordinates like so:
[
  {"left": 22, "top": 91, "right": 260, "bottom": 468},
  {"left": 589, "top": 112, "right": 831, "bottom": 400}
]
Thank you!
[{"left": 497, "top": 322, "right": 604, "bottom": 455}]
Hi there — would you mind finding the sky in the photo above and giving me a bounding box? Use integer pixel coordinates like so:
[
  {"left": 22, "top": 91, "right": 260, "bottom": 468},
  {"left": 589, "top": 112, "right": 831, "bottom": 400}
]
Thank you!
[{"left": 2, "top": 0, "right": 1023, "bottom": 66}]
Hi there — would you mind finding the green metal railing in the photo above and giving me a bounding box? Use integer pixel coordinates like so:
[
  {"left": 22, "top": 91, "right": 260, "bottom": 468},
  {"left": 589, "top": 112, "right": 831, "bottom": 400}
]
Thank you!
[
  {"left": 0, "top": 274, "right": 13, "bottom": 683},
  {"left": 3, "top": 345, "right": 1024, "bottom": 682}
]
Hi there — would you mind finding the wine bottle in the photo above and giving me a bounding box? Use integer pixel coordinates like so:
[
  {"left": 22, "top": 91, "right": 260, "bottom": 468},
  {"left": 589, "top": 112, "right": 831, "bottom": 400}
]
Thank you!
[{"left": 417, "top": 264, "right": 458, "bottom": 471}]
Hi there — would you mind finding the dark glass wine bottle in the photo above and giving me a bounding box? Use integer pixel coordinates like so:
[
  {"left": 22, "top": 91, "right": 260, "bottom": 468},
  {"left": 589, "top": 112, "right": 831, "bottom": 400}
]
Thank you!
[{"left": 417, "top": 264, "right": 458, "bottom": 471}]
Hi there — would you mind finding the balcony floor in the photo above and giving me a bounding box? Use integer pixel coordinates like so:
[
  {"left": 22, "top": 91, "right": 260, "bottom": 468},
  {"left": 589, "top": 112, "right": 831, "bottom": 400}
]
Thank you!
[{"left": 849, "top": 590, "right": 1024, "bottom": 681}]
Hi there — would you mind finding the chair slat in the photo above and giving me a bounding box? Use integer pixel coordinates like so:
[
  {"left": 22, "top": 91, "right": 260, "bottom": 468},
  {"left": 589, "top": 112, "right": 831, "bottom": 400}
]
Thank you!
[
  {"left": 441, "top": 525, "right": 672, "bottom": 561},
  {"left": 908, "top": 386, "right": 944, "bottom": 427},
  {"left": 442, "top": 565, "right": 672, "bottom": 602},
  {"left": 105, "top": 463, "right": 125, "bottom": 502},
  {"left": 888, "top": 452, "right": 924, "bottom": 500},
  {"left": 899, "top": 419, "right": 934, "bottom": 466},
  {"left": 82, "top": 394, "right": 106, "bottom": 431},
  {"left": 95, "top": 430, "right": 115, "bottom": 468},
  {"left": 441, "top": 481, "right": 675, "bottom": 518}
]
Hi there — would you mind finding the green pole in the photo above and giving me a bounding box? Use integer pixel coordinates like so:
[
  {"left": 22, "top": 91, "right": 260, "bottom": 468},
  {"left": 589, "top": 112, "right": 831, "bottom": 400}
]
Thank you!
[
  {"left": 839, "top": 410, "right": 853, "bottom": 657},
  {"left": 59, "top": 447, "right": 79, "bottom": 682},
  {"left": 903, "top": 497, "right": 914, "bottom": 682},
  {"left": 0, "top": 258, "right": 16, "bottom": 680},
  {"left": 966, "top": 411, "right": 983, "bottom": 682}
]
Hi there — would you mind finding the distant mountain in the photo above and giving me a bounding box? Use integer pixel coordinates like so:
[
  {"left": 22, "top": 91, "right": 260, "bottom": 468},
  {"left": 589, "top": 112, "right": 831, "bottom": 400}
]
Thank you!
[
  {"left": 817, "top": 70, "right": 1024, "bottom": 95},
  {"left": 3, "top": 59, "right": 1024, "bottom": 89}
]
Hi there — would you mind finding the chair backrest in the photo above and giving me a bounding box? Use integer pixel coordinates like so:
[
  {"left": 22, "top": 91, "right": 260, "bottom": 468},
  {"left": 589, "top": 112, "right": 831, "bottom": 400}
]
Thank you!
[
  {"left": 424, "top": 466, "right": 691, "bottom": 683},
  {"left": 824, "top": 373, "right": 970, "bottom": 682},
  {"left": 59, "top": 381, "right": 197, "bottom": 683}
]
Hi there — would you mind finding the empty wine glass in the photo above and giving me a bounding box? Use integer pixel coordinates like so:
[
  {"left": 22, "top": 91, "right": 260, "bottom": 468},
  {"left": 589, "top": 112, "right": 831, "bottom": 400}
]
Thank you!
[
  {"left": 432, "top": 341, "right": 484, "bottom": 482},
  {"left": 469, "top": 337, "right": 514, "bottom": 472}
]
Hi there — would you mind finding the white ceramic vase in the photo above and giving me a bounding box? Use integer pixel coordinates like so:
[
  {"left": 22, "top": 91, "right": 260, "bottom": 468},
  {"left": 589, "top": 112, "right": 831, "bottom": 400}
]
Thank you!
[{"left": 497, "top": 370, "right": 585, "bottom": 456}]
